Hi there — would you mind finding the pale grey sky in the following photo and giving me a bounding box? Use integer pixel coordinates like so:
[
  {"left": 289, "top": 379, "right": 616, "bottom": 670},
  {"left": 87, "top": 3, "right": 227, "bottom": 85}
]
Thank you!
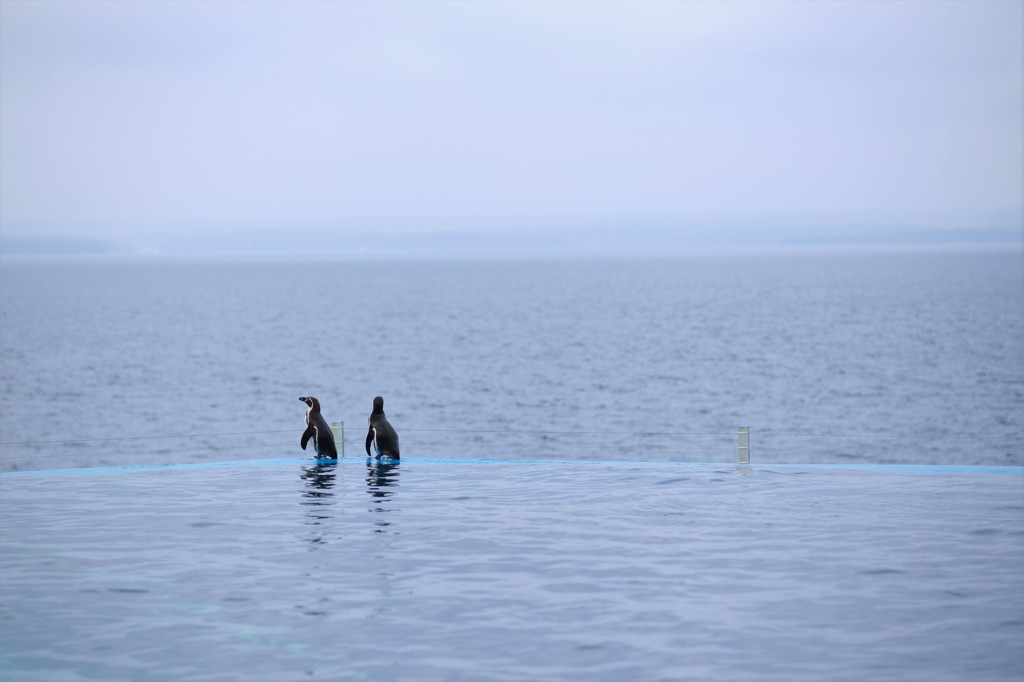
[{"left": 0, "top": 0, "right": 1020, "bottom": 250}]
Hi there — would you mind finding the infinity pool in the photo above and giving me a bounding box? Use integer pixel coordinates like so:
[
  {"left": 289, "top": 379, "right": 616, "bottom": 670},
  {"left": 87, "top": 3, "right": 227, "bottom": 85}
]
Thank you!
[{"left": 2, "top": 459, "right": 1022, "bottom": 681}]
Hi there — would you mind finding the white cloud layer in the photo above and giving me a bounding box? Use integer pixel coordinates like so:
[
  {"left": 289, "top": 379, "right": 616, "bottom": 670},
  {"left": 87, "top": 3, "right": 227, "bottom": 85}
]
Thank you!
[{"left": 1, "top": 0, "right": 1020, "bottom": 243}]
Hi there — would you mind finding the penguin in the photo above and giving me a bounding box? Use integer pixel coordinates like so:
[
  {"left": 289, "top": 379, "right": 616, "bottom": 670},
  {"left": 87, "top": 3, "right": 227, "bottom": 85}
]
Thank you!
[
  {"left": 298, "top": 396, "right": 338, "bottom": 459},
  {"left": 365, "top": 395, "right": 400, "bottom": 460}
]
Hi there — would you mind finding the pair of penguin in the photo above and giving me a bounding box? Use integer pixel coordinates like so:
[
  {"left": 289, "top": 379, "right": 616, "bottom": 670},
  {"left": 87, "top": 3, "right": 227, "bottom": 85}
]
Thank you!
[{"left": 298, "top": 395, "right": 400, "bottom": 460}]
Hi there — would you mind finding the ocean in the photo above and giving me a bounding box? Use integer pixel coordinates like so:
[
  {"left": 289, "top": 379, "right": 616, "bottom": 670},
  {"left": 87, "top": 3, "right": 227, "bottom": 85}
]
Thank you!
[
  {"left": 1, "top": 249, "right": 1022, "bottom": 681},
  {"left": 1, "top": 250, "right": 1020, "bottom": 471}
]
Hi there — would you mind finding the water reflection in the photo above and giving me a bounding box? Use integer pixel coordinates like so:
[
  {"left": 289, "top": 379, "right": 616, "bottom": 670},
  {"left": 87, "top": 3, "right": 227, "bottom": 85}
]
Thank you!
[
  {"left": 365, "top": 461, "right": 400, "bottom": 533},
  {"left": 297, "top": 463, "right": 339, "bottom": 620},
  {"left": 300, "top": 463, "right": 337, "bottom": 546}
]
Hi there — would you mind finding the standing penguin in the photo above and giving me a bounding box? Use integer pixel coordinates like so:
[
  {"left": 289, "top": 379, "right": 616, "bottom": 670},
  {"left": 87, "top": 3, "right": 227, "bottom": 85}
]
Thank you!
[
  {"left": 299, "top": 396, "right": 338, "bottom": 459},
  {"left": 365, "top": 396, "right": 400, "bottom": 460}
]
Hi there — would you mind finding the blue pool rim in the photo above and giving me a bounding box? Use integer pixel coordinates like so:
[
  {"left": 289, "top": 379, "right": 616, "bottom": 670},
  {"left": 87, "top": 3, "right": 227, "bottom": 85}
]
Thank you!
[{"left": 1, "top": 457, "right": 1022, "bottom": 478}]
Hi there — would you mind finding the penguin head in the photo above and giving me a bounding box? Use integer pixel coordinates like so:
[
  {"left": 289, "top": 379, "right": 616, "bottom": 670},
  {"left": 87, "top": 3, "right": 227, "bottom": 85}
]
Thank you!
[
  {"left": 299, "top": 396, "right": 321, "bottom": 412},
  {"left": 372, "top": 396, "right": 385, "bottom": 414}
]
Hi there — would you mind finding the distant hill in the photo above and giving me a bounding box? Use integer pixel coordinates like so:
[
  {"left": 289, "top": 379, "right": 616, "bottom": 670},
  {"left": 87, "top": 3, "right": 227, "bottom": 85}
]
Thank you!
[
  {"left": 0, "top": 237, "right": 128, "bottom": 256},
  {"left": 1, "top": 222, "right": 1019, "bottom": 258},
  {"left": 157, "top": 223, "right": 1022, "bottom": 257}
]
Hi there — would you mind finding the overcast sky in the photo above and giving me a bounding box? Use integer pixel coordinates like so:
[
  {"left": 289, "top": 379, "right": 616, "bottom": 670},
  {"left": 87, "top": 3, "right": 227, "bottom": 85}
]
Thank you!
[{"left": 0, "top": 0, "right": 1020, "bottom": 247}]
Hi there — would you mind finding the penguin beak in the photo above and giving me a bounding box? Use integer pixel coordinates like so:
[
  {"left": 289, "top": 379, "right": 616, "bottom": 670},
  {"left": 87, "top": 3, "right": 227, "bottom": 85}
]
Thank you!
[{"left": 298, "top": 396, "right": 307, "bottom": 403}]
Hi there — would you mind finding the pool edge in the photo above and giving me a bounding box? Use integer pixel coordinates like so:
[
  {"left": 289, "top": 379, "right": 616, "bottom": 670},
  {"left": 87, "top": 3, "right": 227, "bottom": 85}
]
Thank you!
[{"left": 1, "top": 457, "right": 1022, "bottom": 478}]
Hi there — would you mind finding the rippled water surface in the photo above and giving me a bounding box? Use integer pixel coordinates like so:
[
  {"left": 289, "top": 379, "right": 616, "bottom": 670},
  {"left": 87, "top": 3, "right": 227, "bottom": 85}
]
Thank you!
[
  {"left": 1, "top": 461, "right": 1022, "bottom": 681},
  {"left": 1, "top": 251, "right": 1021, "bottom": 471}
]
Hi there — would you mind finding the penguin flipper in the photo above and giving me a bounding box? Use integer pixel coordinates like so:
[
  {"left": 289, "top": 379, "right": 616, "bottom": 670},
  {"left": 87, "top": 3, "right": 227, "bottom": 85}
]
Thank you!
[
  {"left": 301, "top": 425, "right": 316, "bottom": 451},
  {"left": 365, "top": 427, "right": 375, "bottom": 457}
]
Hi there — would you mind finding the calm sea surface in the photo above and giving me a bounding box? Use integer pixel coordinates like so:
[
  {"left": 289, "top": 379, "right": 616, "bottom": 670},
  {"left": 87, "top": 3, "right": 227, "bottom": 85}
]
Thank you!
[{"left": 0, "top": 250, "right": 1021, "bottom": 471}]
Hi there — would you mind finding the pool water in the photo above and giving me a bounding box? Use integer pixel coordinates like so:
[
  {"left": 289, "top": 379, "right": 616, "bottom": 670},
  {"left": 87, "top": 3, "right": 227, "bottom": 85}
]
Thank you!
[{"left": 1, "top": 459, "right": 1022, "bottom": 681}]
